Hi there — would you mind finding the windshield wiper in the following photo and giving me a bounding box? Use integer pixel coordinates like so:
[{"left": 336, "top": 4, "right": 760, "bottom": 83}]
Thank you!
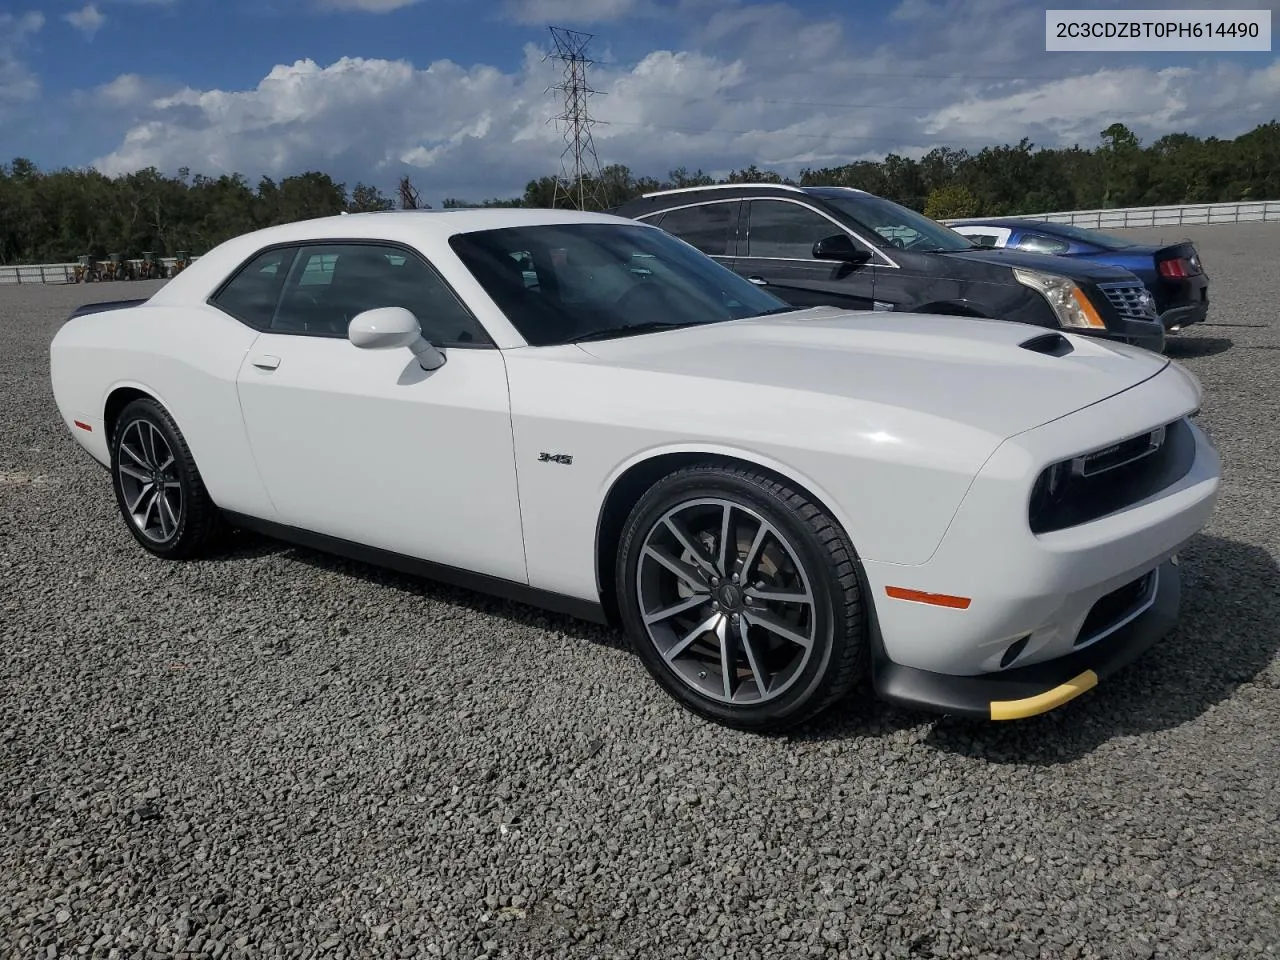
[{"left": 563, "top": 320, "right": 705, "bottom": 344}]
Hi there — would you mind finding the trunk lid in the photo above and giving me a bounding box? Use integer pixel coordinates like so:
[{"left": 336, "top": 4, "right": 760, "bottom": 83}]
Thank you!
[{"left": 940, "top": 246, "right": 1138, "bottom": 282}]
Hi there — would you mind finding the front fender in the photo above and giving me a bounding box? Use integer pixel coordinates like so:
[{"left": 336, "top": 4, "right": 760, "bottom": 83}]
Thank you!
[{"left": 598, "top": 440, "right": 867, "bottom": 550}]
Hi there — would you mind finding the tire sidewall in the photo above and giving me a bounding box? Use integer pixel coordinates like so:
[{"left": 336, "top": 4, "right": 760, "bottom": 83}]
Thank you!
[
  {"left": 109, "top": 400, "right": 194, "bottom": 558},
  {"left": 617, "top": 469, "right": 847, "bottom": 729}
]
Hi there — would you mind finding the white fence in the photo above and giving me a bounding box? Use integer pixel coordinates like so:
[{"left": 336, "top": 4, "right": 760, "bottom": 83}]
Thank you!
[
  {"left": 943, "top": 199, "right": 1280, "bottom": 229},
  {"left": 0, "top": 257, "right": 194, "bottom": 287},
  {"left": 0, "top": 263, "right": 79, "bottom": 285}
]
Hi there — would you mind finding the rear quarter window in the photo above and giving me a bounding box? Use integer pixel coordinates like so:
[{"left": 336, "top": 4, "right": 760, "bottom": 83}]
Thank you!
[{"left": 209, "top": 247, "right": 298, "bottom": 327}]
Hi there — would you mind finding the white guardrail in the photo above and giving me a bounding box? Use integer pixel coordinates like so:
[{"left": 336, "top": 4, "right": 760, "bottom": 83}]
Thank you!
[
  {"left": 0, "top": 256, "right": 197, "bottom": 287},
  {"left": 943, "top": 198, "right": 1280, "bottom": 229},
  {"left": 1, "top": 198, "right": 1277, "bottom": 285}
]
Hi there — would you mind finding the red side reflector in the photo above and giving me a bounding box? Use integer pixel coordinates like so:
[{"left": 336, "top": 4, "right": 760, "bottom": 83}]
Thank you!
[
  {"left": 885, "top": 586, "right": 972, "bottom": 609},
  {"left": 73, "top": 420, "right": 92, "bottom": 432}
]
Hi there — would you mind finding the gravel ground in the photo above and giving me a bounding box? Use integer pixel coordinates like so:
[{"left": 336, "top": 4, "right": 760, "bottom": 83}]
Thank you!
[{"left": 1, "top": 224, "right": 1278, "bottom": 960}]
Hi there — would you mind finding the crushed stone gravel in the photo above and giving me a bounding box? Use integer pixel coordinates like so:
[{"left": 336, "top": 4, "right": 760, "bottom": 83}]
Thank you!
[{"left": 1, "top": 223, "right": 1277, "bottom": 959}]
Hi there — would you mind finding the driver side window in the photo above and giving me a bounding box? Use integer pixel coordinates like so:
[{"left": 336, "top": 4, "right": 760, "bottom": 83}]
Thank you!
[
  {"left": 269, "top": 243, "right": 491, "bottom": 346},
  {"left": 746, "top": 200, "right": 844, "bottom": 260}
]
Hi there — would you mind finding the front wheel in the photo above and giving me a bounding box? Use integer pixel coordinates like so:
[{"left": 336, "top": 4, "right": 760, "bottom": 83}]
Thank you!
[
  {"left": 109, "top": 398, "right": 226, "bottom": 560},
  {"left": 616, "top": 465, "right": 868, "bottom": 731}
]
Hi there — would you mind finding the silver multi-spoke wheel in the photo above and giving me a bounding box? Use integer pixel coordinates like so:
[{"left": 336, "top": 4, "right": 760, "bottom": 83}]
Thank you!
[
  {"left": 636, "top": 497, "right": 818, "bottom": 705},
  {"left": 116, "top": 419, "right": 183, "bottom": 543}
]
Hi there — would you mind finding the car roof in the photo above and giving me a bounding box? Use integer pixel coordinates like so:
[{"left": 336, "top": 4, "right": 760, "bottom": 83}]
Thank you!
[
  {"left": 237, "top": 207, "right": 635, "bottom": 246},
  {"left": 144, "top": 207, "right": 657, "bottom": 311},
  {"left": 614, "top": 183, "right": 873, "bottom": 216},
  {"left": 951, "top": 218, "right": 1053, "bottom": 230}
]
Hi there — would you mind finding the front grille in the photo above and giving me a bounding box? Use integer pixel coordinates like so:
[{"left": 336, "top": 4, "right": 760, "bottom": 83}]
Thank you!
[
  {"left": 1099, "top": 282, "right": 1158, "bottom": 322},
  {"left": 1029, "top": 417, "right": 1195, "bottom": 534},
  {"left": 1076, "top": 570, "right": 1157, "bottom": 646},
  {"left": 1075, "top": 424, "right": 1166, "bottom": 477}
]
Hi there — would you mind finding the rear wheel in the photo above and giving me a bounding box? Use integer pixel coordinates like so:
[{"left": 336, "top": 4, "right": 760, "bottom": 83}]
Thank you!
[
  {"left": 617, "top": 464, "right": 867, "bottom": 731},
  {"left": 109, "top": 398, "right": 225, "bottom": 560}
]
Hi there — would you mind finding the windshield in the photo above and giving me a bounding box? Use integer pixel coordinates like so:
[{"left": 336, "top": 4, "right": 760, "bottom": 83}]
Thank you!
[
  {"left": 1031, "top": 222, "right": 1136, "bottom": 249},
  {"left": 449, "top": 222, "right": 792, "bottom": 346},
  {"left": 820, "top": 193, "right": 976, "bottom": 253}
]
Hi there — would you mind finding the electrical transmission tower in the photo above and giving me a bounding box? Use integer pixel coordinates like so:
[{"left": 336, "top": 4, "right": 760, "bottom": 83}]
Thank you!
[{"left": 546, "top": 26, "right": 607, "bottom": 211}]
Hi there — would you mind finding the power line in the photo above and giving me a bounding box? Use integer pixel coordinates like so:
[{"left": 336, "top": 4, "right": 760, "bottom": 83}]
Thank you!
[{"left": 545, "top": 26, "right": 608, "bottom": 211}]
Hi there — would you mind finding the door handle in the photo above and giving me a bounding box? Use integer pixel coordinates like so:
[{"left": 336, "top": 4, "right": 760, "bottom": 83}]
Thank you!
[
  {"left": 251, "top": 354, "right": 281, "bottom": 370},
  {"left": 747, "top": 276, "right": 767, "bottom": 285}
]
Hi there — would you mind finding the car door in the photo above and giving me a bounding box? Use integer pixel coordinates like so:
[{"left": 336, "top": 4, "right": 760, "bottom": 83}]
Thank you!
[
  {"left": 734, "top": 198, "right": 879, "bottom": 311},
  {"left": 220, "top": 241, "right": 528, "bottom": 584}
]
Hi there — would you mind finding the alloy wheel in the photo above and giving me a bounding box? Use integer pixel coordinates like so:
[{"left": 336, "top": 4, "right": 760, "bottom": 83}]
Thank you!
[
  {"left": 635, "top": 497, "right": 818, "bottom": 705},
  {"left": 116, "top": 419, "right": 184, "bottom": 543}
]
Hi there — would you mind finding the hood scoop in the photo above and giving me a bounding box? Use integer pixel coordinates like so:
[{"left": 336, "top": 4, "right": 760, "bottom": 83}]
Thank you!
[{"left": 1019, "top": 331, "right": 1074, "bottom": 357}]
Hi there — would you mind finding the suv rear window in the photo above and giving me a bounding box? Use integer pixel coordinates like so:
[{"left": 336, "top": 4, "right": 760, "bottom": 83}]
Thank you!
[{"left": 651, "top": 203, "right": 737, "bottom": 256}]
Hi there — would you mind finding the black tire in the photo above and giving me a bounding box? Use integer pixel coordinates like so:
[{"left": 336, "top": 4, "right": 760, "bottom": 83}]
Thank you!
[
  {"left": 109, "top": 397, "right": 226, "bottom": 560},
  {"left": 616, "top": 464, "right": 867, "bottom": 732}
]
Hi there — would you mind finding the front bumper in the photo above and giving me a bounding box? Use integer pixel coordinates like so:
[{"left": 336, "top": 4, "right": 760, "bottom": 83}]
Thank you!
[
  {"left": 1086, "top": 314, "right": 1166, "bottom": 353},
  {"left": 872, "top": 558, "right": 1180, "bottom": 719},
  {"left": 1160, "top": 300, "right": 1208, "bottom": 333},
  {"left": 860, "top": 365, "right": 1220, "bottom": 720}
]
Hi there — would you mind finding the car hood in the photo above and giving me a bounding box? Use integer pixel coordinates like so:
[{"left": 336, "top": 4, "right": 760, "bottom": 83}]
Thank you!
[
  {"left": 570, "top": 307, "right": 1170, "bottom": 439},
  {"left": 941, "top": 246, "right": 1138, "bottom": 281}
]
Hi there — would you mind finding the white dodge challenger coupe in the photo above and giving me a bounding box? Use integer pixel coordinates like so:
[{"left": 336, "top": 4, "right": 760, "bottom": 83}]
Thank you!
[{"left": 49, "top": 208, "right": 1221, "bottom": 731}]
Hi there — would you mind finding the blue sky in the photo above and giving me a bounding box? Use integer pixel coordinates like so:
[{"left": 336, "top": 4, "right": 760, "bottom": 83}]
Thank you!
[{"left": 3, "top": 0, "right": 1278, "bottom": 203}]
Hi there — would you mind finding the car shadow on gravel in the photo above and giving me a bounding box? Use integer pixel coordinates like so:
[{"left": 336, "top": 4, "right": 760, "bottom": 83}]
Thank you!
[
  {"left": 207, "top": 530, "right": 1277, "bottom": 760},
  {"left": 793, "top": 534, "right": 1280, "bottom": 763},
  {"left": 207, "top": 528, "right": 631, "bottom": 652},
  {"left": 1164, "top": 336, "right": 1233, "bottom": 359}
]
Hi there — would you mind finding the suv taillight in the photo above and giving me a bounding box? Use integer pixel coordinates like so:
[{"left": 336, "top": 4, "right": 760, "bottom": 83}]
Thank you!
[{"left": 1158, "top": 256, "right": 1202, "bottom": 278}]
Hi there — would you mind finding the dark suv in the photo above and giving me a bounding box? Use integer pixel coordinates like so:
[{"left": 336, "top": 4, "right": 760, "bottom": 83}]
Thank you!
[{"left": 613, "top": 184, "right": 1167, "bottom": 352}]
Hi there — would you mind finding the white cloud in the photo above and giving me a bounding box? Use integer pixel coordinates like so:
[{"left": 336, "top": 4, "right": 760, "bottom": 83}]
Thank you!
[
  {"left": 0, "top": 11, "right": 44, "bottom": 108},
  {"left": 96, "top": 73, "right": 157, "bottom": 105},
  {"left": 315, "top": 0, "right": 425, "bottom": 11},
  {"left": 68, "top": 0, "right": 1280, "bottom": 200},
  {"left": 64, "top": 4, "right": 107, "bottom": 37},
  {"left": 501, "top": 0, "right": 653, "bottom": 24},
  {"left": 925, "top": 67, "right": 1194, "bottom": 143},
  {"left": 9, "top": 10, "right": 44, "bottom": 31}
]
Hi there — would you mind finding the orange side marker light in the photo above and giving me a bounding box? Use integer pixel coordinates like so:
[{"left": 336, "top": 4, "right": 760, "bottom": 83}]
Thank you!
[{"left": 885, "top": 586, "right": 971, "bottom": 610}]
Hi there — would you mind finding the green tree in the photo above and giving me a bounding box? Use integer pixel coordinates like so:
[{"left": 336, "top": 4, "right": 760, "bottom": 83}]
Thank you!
[
  {"left": 924, "top": 184, "right": 978, "bottom": 220},
  {"left": 724, "top": 164, "right": 788, "bottom": 184},
  {"left": 347, "top": 182, "right": 394, "bottom": 212},
  {"left": 1098, "top": 122, "right": 1146, "bottom": 208}
]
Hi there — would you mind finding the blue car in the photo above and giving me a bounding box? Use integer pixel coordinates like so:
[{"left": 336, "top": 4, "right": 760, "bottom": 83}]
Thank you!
[{"left": 948, "top": 218, "right": 1209, "bottom": 334}]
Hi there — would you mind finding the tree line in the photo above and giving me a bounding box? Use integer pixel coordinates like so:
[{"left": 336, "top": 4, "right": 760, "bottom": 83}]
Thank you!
[{"left": 1, "top": 120, "right": 1276, "bottom": 265}]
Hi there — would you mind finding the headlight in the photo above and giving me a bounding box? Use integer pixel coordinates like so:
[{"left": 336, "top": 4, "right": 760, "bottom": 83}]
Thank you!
[
  {"left": 1013, "top": 268, "right": 1107, "bottom": 331},
  {"left": 1028, "top": 459, "right": 1070, "bottom": 523}
]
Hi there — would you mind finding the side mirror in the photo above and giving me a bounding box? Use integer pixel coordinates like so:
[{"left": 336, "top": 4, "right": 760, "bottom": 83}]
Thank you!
[
  {"left": 812, "top": 233, "right": 872, "bottom": 264},
  {"left": 348, "top": 306, "right": 446, "bottom": 371}
]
